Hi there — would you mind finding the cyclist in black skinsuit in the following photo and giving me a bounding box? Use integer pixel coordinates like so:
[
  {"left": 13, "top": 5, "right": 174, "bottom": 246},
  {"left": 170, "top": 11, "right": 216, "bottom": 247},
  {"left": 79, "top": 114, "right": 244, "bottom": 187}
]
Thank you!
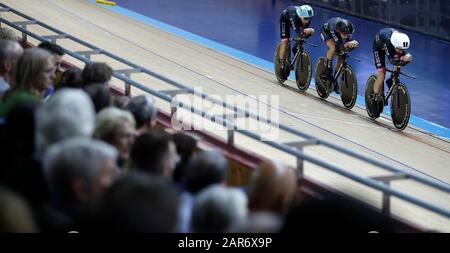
[
  {"left": 278, "top": 5, "right": 315, "bottom": 73},
  {"left": 372, "top": 28, "right": 412, "bottom": 101},
  {"left": 320, "top": 17, "right": 359, "bottom": 94}
]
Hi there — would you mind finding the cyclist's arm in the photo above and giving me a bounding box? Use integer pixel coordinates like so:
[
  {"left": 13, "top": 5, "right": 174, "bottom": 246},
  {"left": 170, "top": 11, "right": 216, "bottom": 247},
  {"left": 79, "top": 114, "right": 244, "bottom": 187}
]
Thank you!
[
  {"left": 344, "top": 39, "right": 359, "bottom": 50},
  {"left": 325, "top": 39, "right": 336, "bottom": 60},
  {"left": 389, "top": 55, "right": 411, "bottom": 66}
]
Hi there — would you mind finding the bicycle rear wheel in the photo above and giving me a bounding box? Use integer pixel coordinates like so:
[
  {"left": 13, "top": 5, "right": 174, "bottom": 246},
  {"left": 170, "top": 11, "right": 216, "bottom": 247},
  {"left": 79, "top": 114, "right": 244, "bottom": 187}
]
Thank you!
[
  {"left": 314, "top": 57, "right": 330, "bottom": 99},
  {"left": 365, "top": 75, "right": 380, "bottom": 119},
  {"left": 339, "top": 65, "right": 357, "bottom": 109},
  {"left": 295, "top": 50, "right": 312, "bottom": 92},
  {"left": 390, "top": 82, "right": 411, "bottom": 130}
]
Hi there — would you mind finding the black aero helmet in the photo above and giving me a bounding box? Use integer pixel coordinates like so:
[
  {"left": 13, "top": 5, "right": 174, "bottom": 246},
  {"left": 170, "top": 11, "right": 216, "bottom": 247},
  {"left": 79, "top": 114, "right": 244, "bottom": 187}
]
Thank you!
[{"left": 335, "top": 18, "right": 354, "bottom": 35}]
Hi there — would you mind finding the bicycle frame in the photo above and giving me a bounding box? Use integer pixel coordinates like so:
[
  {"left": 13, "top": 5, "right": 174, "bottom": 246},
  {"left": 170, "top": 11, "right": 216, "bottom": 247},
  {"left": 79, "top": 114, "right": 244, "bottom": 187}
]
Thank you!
[
  {"left": 331, "top": 56, "right": 348, "bottom": 85},
  {"left": 289, "top": 37, "right": 316, "bottom": 68},
  {"left": 384, "top": 69, "right": 400, "bottom": 103},
  {"left": 384, "top": 67, "right": 416, "bottom": 105},
  {"left": 330, "top": 52, "right": 361, "bottom": 86}
]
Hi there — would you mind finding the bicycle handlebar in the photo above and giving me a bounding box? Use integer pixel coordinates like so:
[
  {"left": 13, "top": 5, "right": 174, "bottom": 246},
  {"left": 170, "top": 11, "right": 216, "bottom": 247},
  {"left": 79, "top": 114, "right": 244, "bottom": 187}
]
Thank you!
[
  {"left": 386, "top": 68, "right": 416, "bottom": 79},
  {"left": 291, "top": 37, "right": 317, "bottom": 47},
  {"left": 337, "top": 50, "right": 361, "bottom": 62}
]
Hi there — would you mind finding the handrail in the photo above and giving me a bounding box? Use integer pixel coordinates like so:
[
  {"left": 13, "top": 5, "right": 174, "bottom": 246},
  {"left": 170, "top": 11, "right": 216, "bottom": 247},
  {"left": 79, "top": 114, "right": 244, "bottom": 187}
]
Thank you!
[{"left": 1, "top": 2, "right": 448, "bottom": 221}]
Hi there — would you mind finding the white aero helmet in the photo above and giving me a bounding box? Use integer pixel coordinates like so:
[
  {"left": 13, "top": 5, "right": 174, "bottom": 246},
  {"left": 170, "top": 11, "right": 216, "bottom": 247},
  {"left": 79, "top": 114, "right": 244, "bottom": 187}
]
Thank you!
[
  {"left": 390, "top": 31, "right": 410, "bottom": 49},
  {"left": 296, "top": 5, "right": 314, "bottom": 18}
]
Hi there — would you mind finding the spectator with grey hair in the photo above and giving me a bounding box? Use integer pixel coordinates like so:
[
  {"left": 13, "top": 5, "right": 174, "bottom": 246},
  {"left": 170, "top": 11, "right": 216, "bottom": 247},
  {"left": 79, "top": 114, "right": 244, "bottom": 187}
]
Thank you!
[
  {"left": 35, "top": 88, "right": 96, "bottom": 153},
  {"left": 82, "top": 172, "right": 179, "bottom": 233},
  {"left": 94, "top": 107, "right": 136, "bottom": 168},
  {"left": 130, "top": 129, "right": 179, "bottom": 180},
  {"left": 184, "top": 150, "right": 228, "bottom": 194},
  {"left": 43, "top": 137, "right": 119, "bottom": 227},
  {"left": 0, "top": 47, "right": 53, "bottom": 117},
  {"left": 0, "top": 27, "right": 18, "bottom": 41},
  {"left": 0, "top": 39, "right": 23, "bottom": 96},
  {"left": 125, "top": 95, "right": 157, "bottom": 135},
  {"left": 191, "top": 185, "right": 248, "bottom": 233},
  {"left": 177, "top": 150, "right": 228, "bottom": 232},
  {"left": 81, "top": 62, "right": 113, "bottom": 87}
]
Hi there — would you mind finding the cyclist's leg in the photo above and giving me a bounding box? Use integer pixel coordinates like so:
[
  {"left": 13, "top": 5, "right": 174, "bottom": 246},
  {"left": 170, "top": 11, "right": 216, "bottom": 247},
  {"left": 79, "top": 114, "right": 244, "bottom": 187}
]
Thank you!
[
  {"left": 279, "top": 17, "right": 290, "bottom": 62},
  {"left": 279, "top": 40, "right": 289, "bottom": 61},
  {"left": 324, "top": 40, "right": 336, "bottom": 80},
  {"left": 373, "top": 42, "right": 386, "bottom": 98}
]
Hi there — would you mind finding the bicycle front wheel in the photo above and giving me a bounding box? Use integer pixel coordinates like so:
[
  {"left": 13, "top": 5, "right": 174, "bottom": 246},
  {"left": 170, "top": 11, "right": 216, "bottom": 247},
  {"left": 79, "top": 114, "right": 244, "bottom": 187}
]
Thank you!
[
  {"left": 339, "top": 65, "right": 358, "bottom": 109},
  {"left": 295, "top": 50, "right": 312, "bottom": 92},
  {"left": 390, "top": 82, "right": 411, "bottom": 131}
]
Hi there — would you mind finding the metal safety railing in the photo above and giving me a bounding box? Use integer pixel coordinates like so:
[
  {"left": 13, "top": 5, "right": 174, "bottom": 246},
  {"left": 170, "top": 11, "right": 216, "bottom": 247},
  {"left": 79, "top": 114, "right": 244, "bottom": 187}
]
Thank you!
[{"left": 1, "top": 2, "right": 449, "bottom": 221}]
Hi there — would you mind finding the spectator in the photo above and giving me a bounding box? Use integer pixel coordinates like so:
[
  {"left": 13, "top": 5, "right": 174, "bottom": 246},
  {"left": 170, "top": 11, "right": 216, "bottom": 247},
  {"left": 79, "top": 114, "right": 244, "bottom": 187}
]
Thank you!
[
  {"left": 0, "top": 100, "right": 49, "bottom": 209},
  {"left": 0, "top": 186, "right": 38, "bottom": 233},
  {"left": 81, "top": 62, "right": 113, "bottom": 87},
  {"left": 43, "top": 137, "right": 119, "bottom": 225},
  {"left": 247, "top": 160, "right": 297, "bottom": 216},
  {"left": 130, "top": 129, "right": 179, "bottom": 180},
  {"left": 112, "top": 95, "right": 130, "bottom": 109},
  {"left": 172, "top": 132, "right": 198, "bottom": 184},
  {"left": 184, "top": 150, "right": 228, "bottom": 194},
  {"left": 191, "top": 185, "right": 248, "bottom": 233},
  {"left": 38, "top": 41, "right": 65, "bottom": 99},
  {"left": 0, "top": 27, "right": 19, "bottom": 41},
  {"left": 84, "top": 83, "right": 111, "bottom": 113},
  {"left": 0, "top": 47, "right": 54, "bottom": 117},
  {"left": 94, "top": 107, "right": 136, "bottom": 168},
  {"left": 56, "top": 67, "right": 82, "bottom": 89},
  {"left": 35, "top": 88, "right": 95, "bottom": 153},
  {"left": 126, "top": 95, "right": 157, "bottom": 135},
  {"left": 0, "top": 39, "right": 23, "bottom": 96},
  {"left": 83, "top": 172, "right": 179, "bottom": 233},
  {"left": 177, "top": 150, "right": 227, "bottom": 232}
]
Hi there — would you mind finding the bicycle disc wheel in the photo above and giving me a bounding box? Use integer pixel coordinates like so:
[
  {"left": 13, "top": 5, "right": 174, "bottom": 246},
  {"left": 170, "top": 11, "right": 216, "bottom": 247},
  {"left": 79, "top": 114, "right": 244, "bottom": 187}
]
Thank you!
[
  {"left": 339, "top": 65, "right": 358, "bottom": 109},
  {"left": 314, "top": 57, "right": 330, "bottom": 99},
  {"left": 390, "top": 82, "right": 411, "bottom": 130},
  {"left": 365, "top": 75, "right": 380, "bottom": 119},
  {"left": 295, "top": 50, "right": 312, "bottom": 92}
]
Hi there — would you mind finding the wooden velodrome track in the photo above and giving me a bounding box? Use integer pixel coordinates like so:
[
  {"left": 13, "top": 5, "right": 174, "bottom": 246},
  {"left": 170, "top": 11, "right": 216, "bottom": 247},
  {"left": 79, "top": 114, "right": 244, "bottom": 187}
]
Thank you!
[{"left": 1, "top": 0, "right": 448, "bottom": 231}]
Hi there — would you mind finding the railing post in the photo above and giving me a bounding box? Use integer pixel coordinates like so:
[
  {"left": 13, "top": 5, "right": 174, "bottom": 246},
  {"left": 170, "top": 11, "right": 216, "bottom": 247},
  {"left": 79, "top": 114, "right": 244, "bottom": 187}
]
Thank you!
[
  {"left": 381, "top": 181, "right": 391, "bottom": 215},
  {"left": 170, "top": 104, "right": 177, "bottom": 118},
  {"left": 227, "top": 129, "right": 234, "bottom": 146},
  {"left": 370, "top": 174, "right": 409, "bottom": 216},
  {"left": 125, "top": 73, "right": 131, "bottom": 96},
  {"left": 284, "top": 140, "right": 320, "bottom": 180},
  {"left": 296, "top": 146, "right": 304, "bottom": 179}
]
